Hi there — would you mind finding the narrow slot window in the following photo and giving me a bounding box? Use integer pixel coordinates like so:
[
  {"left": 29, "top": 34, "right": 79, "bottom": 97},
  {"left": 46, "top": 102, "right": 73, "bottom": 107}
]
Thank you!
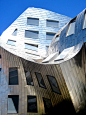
[
  {"left": 35, "top": 72, "right": 46, "bottom": 88},
  {"left": 27, "top": 95, "right": 37, "bottom": 113},
  {"left": 27, "top": 17, "right": 39, "bottom": 26},
  {"left": 47, "top": 75, "right": 61, "bottom": 94},
  {"left": 43, "top": 97, "right": 52, "bottom": 113},
  {"left": 25, "top": 30, "right": 39, "bottom": 39},
  {"left": 46, "top": 20, "right": 59, "bottom": 28},
  {"left": 12, "top": 29, "right": 17, "bottom": 36},
  {"left": 83, "top": 13, "right": 86, "bottom": 29},
  {"left": 7, "top": 40, "right": 16, "bottom": 46},
  {"left": 8, "top": 95, "right": 19, "bottom": 113},
  {"left": 25, "top": 71, "right": 33, "bottom": 85},
  {"left": 25, "top": 43, "right": 38, "bottom": 51},
  {"left": 46, "top": 32, "right": 56, "bottom": 40},
  {"left": 9, "top": 67, "right": 18, "bottom": 85}
]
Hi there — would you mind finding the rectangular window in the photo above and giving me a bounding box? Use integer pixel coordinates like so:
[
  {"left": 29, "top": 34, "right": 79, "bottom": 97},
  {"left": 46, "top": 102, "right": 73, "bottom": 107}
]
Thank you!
[
  {"left": 46, "top": 32, "right": 56, "bottom": 40},
  {"left": 27, "top": 17, "right": 39, "bottom": 26},
  {"left": 25, "top": 43, "right": 38, "bottom": 51},
  {"left": 9, "top": 67, "right": 18, "bottom": 85},
  {"left": 8, "top": 95, "right": 19, "bottom": 113},
  {"left": 43, "top": 97, "right": 52, "bottom": 113},
  {"left": 47, "top": 75, "right": 61, "bottom": 94},
  {"left": 25, "top": 71, "right": 33, "bottom": 85},
  {"left": 46, "top": 20, "right": 59, "bottom": 28},
  {"left": 35, "top": 72, "right": 46, "bottom": 88},
  {"left": 27, "top": 95, "right": 37, "bottom": 113},
  {"left": 25, "top": 30, "right": 39, "bottom": 39},
  {"left": 0, "top": 55, "right": 1, "bottom": 58},
  {"left": 7, "top": 40, "right": 16, "bottom": 46},
  {"left": 66, "top": 19, "right": 76, "bottom": 36},
  {"left": 26, "top": 52, "right": 40, "bottom": 58},
  {"left": 83, "top": 13, "right": 86, "bottom": 29}
]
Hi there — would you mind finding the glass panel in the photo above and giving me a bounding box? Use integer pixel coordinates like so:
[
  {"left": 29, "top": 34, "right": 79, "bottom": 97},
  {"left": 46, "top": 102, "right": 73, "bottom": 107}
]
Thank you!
[
  {"left": 46, "top": 33, "right": 55, "bottom": 40},
  {"left": 25, "top": 30, "right": 39, "bottom": 39},
  {"left": 8, "top": 95, "right": 19, "bottom": 113},
  {"left": 7, "top": 40, "right": 16, "bottom": 46},
  {"left": 35, "top": 72, "right": 46, "bottom": 88},
  {"left": 55, "top": 36, "right": 60, "bottom": 42},
  {"left": 43, "top": 97, "right": 52, "bottom": 113},
  {"left": 25, "top": 71, "right": 33, "bottom": 85},
  {"left": 25, "top": 43, "right": 38, "bottom": 51},
  {"left": 83, "top": 14, "right": 86, "bottom": 29},
  {"left": 47, "top": 75, "right": 60, "bottom": 94},
  {"left": 12, "top": 29, "right": 17, "bottom": 36},
  {"left": 46, "top": 20, "right": 59, "bottom": 28},
  {"left": 27, "top": 96, "right": 37, "bottom": 113},
  {"left": 9, "top": 67, "right": 18, "bottom": 85},
  {"left": 67, "top": 21, "right": 75, "bottom": 36},
  {"left": 27, "top": 18, "right": 39, "bottom": 26},
  {"left": 0, "top": 55, "right": 1, "bottom": 58},
  {"left": 54, "top": 47, "right": 73, "bottom": 61},
  {"left": 46, "top": 46, "right": 49, "bottom": 52}
]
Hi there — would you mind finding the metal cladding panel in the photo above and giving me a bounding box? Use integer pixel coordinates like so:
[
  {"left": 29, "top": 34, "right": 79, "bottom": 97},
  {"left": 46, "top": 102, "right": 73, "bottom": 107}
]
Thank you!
[
  {"left": 0, "top": 47, "right": 71, "bottom": 115},
  {"left": 1, "top": 7, "right": 71, "bottom": 58},
  {"left": 60, "top": 45, "right": 86, "bottom": 113}
]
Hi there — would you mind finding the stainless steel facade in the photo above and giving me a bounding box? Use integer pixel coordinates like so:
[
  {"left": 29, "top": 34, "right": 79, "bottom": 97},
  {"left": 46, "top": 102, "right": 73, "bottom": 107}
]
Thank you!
[{"left": 0, "top": 7, "right": 86, "bottom": 115}]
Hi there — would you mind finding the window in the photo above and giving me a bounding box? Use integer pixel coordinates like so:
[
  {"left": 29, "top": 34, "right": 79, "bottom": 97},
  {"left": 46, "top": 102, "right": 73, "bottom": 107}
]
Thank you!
[
  {"left": 27, "top": 17, "right": 39, "bottom": 26},
  {"left": 66, "top": 19, "right": 76, "bottom": 36},
  {"left": 0, "top": 68, "right": 1, "bottom": 83},
  {"left": 46, "top": 46, "right": 49, "bottom": 52},
  {"left": 27, "top": 95, "right": 37, "bottom": 113},
  {"left": 46, "top": 32, "right": 56, "bottom": 40},
  {"left": 0, "top": 55, "right": 1, "bottom": 58},
  {"left": 7, "top": 40, "right": 16, "bottom": 46},
  {"left": 25, "top": 30, "right": 39, "bottom": 39},
  {"left": 43, "top": 97, "right": 52, "bottom": 113},
  {"left": 9, "top": 67, "right": 18, "bottom": 85},
  {"left": 25, "top": 71, "right": 33, "bottom": 85},
  {"left": 12, "top": 29, "right": 17, "bottom": 36},
  {"left": 35, "top": 72, "right": 46, "bottom": 88},
  {"left": 25, "top": 43, "right": 38, "bottom": 51},
  {"left": 83, "top": 13, "right": 86, "bottom": 29},
  {"left": 8, "top": 95, "right": 19, "bottom": 113},
  {"left": 26, "top": 52, "right": 40, "bottom": 58},
  {"left": 47, "top": 75, "right": 61, "bottom": 94},
  {"left": 55, "top": 35, "right": 60, "bottom": 42},
  {"left": 46, "top": 20, "right": 59, "bottom": 28}
]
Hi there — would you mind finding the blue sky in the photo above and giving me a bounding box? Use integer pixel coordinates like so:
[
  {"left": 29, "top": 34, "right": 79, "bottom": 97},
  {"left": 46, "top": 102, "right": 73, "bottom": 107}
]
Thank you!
[{"left": 0, "top": 0, "right": 86, "bottom": 35}]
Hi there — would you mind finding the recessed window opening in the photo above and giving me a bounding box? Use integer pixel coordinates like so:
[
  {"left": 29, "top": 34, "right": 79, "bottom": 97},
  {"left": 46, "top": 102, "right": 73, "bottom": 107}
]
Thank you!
[
  {"left": 0, "top": 55, "right": 1, "bottom": 58},
  {"left": 25, "top": 71, "right": 34, "bottom": 85},
  {"left": 66, "top": 17, "right": 76, "bottom": 36},
  {"left": 46, "top": 32, "right": 56, "bottom": 40},
  {"left": 47, "top": 75, "right": 61, "bottom": 94},
  {"left": 46, "top": 46, "right": 49, "bottom": 52},
  {"left": 83, "top": 12, "right": 86, "bottom": 29},
  {"left": 46, "top": 19, "right": 59, "bottom": 28},
  {"left": 25, "top": 30, "right": 39, "bottom": 39},
  {"left": 25, "top": 43, "right": 38, "bottom": 51},
  {"left": 9, "top": 67, "right": 18, "bottom": 85},
  {"left": 27, "top": 95, "right": 37, "bottom": 113},
  {"left": 12, "top": 29, "right": 17, "bottom": 36},
  {"left": 43, "top": 97, "right": 52, "bottom": 113},
  {"left": 27, "top": 17, "right": 39, "bottom": 26},
  {"left": 8, "top": 95, "right": 19, "bottom": 113},
  {"left": 26, "top": 52, "right": 39, "bottom": 58},
  {"left": 35, "top": 72, "right": 46, "bottom": 88},
  {"left": 55, "top": 35, "right": 60, "bottom": 42},
  {"left": 7, "top": 40, "right": 16, "bottom": 46}
]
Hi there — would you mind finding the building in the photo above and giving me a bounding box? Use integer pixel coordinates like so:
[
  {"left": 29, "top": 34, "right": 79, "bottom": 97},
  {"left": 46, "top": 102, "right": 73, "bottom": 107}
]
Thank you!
[{"left": 0, "top": 7, "right": 86, "bottom": 115}]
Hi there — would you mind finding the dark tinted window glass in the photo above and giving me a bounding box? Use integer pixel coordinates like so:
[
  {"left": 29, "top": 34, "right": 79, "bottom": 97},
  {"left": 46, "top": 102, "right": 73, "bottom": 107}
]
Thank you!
[
  {"left": 9, "top": 67, "right": 18, "bottom": 85},
  {"left": 25, "top": 71, "right": 33, "bottom": 85},
  {"left": 27, "top": 96, "right": 37, "bottom": 113},
  {"left": 25, "top": 30, "right": 39, "bottom": 39},
  {"left": 27, "top": 18, "right": 39, "bottom": 26},
  {"left": 35, "top": 72, "right": 46, "bottom": 88},
  {"left": 8, "top": 95, "right": 19, "bottom": 113},
  {"left": 46, "top": 20, "right": 59, "bottom": 28},
  {"left": 12, "top": 29, "right": 17, "bottom": 36},
  {"left": 0, "top": 55, "right": 1, "bottom": 58},
  {"left": 47, "top": 75, "right": 61, "bottom": 94},
  {"left": 46, "top": 33, "right": 55, "bottom": 40},
  {"left": 43, "top": 97, "right": 52, "bottom": 113}
]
